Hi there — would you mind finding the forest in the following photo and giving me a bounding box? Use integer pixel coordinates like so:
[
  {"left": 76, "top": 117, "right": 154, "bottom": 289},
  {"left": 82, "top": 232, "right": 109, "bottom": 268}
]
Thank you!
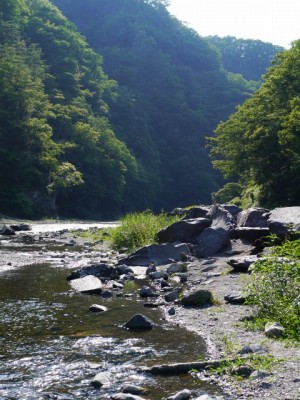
[{"left": 0, "top": 0, "right": 289, "bottom": 219}]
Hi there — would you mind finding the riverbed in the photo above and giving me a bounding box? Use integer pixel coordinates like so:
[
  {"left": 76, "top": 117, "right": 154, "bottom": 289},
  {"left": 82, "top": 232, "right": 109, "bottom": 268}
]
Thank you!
[{"left": 0, "top": 222, "right": 224, "bottom": 399}]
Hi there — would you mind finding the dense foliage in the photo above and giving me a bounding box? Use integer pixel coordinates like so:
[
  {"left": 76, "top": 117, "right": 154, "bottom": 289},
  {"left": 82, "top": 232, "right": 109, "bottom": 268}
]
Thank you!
[
  {"left": 245, "top": 240, "right": 300, "bottom": 341},
  {"left": 51, "top": 0, "right": 261, "bottom": 212},
  {"left": 209, "top": 41, "right": 300, "bottom": 208},
  {"left": 0, "top": 0, "right": 138, "bottom": 218},
  {"left": 0, "top": 0, "right": 282, "bottom": 218},
  {"left": 206, "top": 36, "right": 284, "bottom": 81}
]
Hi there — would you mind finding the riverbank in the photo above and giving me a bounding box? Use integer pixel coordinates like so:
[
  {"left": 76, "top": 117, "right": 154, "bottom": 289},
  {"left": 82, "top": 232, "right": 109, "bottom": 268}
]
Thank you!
[
  {"left": 1, "top": 219, "right": 299, "bottom": 399},
  {"left": 163, "top": 245, "right": 300, "bottom": 400}
]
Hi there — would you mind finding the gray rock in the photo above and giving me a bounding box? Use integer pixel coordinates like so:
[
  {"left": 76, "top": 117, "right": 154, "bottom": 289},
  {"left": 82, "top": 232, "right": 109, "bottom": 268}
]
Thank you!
[
  {"left": 265, "top": 322, "right": 285, "bottom": 338},
  {"left": 166, "top": 389, "right": 192, "bottom": 400},
  {"left": 226, "top": 256, "right": 258, "bottom": 273},
  {"left": 180, "top": 273, "right": 188, "bottom": 283},
  {"left": 239, "top": 344, "right": 265, "bottom": 354},
  {"left": 117, "top": 264, "right": 133, "bottom": 275},
  {"left": 224, "top": 291, "right": 247, "bottom": 304},
  {"left": 149, "top": 271, "right": 163, "bottom": 280},
  {"left": 230, "top": 227, "right": 270, "bottom": 244},
  {"left": 139, "top": 286, "right": 156, "bottom": 298},
  {"left": 123, "top": 314, "right": 154, "bottom": 330},
  {"left": 157, "top": 218, "right": 211, "bottom": 243},
  {"left": 222, "top": 204, "right": 242, "bottom": 219},
  {"left": 231, "top": 365, "right": 254, "bottom": 378},
  {"left": 168, "top": 306, "right": 176, "bottom": 315},
  {"left": 121, "top": 243, "right": 191, "bottom": 267},
  {"left": 167, "top": 263, "right": 183, "bottom": 274},
  {"left": 69, "top": 275, "right": 102, "bottom": 294},
  {"left": 250, "top": 369, "right": 272, "bottom": 379},
  {"left": 165, "top": 290, "right": 180, "bottom": 302},
  {"left": 101, "top": 290, "right": 113, "bottom": 298},
  {"left": 268, "top": 206, "right": 300, "bottom": 228},
  {"left": 91, "top": 371, "right": 111, "bottom": 388},
  {"left": 195, "top": 227, "right": 230, "bottom": 258},
  {"left": 181, "top": 289, "right": 213, "bottom": 307},
  {"left": 237, "top": 207, "right": 270, "bottom": 227},
  {"left": 146, "top": 264, "right": 157, "bottom": 275},
  {"left": 206, "top": 204, "right": 237, "bottom": 231},
  {"left": 89, "top": 304, "right": 108, "bottom": 312},
  {"left": 111, "top": 394, "right": 146, "bottom": 400},
  {"left": 67, "top": 263, "right": 118, "bottom": 281},
  {"left": 122, "top": 384, "right": 145, "bottom": 395},
  {"left": 106, "top": 280, "right": 124, "bottom": 289}
]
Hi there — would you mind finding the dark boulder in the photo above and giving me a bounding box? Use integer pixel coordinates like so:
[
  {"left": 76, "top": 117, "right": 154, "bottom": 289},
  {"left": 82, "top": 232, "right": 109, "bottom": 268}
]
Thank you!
[
  {"left": 180, "top": 289, "right": 213, "bottom": 307},
  {"left": 230, "top": 227, "right": 270, "bottom": 244},
  {"left": 67, "top": 263, "right": 118, "bottom": 281},
  {"left": 123, "top": 314, "right": 154, "bottom": 330},
  {"left": 0, "top": 224, "right": 15, "bottom": 236},
  {"left": 206, "top": 204, "right": 237, "bottom": 231},
  {"left": 195, "top": 205, "right": 235, "bottom": 257},
  {"left": 157, "top": 218, "right": 211, "bottom": 244},
  {"left": 10, "top": 223, "right": 32, "bottom": 232},
  {"left": 195, "top": 227, "right": 230, "bottom": 258}
]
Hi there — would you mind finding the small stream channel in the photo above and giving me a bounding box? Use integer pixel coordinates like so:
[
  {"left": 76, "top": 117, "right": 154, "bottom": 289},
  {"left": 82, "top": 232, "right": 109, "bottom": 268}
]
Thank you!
[{"left": 0, "top": 223, "right": 224, "bottom": 399}]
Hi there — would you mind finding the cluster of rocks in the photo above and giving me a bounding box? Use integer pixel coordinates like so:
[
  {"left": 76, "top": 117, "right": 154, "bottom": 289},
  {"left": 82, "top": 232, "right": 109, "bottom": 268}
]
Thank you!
[
  {"left": 0, "top": 223, "right": 31, "bottom": 235},
  {"left": 65, "top": 204, "right": 300, "bottom": 397}
]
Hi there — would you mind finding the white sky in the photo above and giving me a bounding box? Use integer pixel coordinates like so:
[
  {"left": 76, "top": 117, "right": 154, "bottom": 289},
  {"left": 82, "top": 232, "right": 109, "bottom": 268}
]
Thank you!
[{"left": 167, "top": 0, "right": 300, "bottom": 49}]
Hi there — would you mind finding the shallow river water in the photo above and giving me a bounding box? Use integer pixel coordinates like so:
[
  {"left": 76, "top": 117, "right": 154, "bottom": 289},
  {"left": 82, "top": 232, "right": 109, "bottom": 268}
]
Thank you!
[{"left": 0, "top": 223, "right": 224, "bottom": 399}]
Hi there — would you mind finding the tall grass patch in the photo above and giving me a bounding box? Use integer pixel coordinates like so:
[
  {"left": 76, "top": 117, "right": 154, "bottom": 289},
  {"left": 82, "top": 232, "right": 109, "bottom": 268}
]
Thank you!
[{"left": 109, "top": 210, "right": 180, "bottom": 253}]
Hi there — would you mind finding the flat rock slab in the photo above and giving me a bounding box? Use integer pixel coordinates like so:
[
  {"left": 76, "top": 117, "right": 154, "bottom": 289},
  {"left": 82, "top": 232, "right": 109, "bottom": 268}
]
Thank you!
[
  {"left": 121, "top": 243, "right": 191, "bottom": 266},
  {"left": 69, "top": 275, "right": 102, "bottom": 294},
  {"left": 226, "top": 255, "right": 258, "bottom": 272}
]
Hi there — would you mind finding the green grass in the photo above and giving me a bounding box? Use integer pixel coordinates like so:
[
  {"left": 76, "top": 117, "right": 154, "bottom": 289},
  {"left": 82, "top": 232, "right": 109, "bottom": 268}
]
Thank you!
[
  {"left": 109, "top": 210, "right": 180, "bottom": 253},
  {"left": 244, "top": 239, "right": 300, "bottom": 341}
]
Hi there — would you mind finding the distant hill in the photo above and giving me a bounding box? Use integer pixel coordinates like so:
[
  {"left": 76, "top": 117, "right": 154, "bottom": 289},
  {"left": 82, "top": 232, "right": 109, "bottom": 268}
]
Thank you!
[{"left": 206, "top": 36, "right": 284, "bottom": 81}]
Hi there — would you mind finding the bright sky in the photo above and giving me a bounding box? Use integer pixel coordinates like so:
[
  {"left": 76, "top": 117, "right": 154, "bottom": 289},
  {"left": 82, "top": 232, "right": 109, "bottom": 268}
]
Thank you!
[{"left": 167, "top": 0, "right": 300, "bottom": 49}]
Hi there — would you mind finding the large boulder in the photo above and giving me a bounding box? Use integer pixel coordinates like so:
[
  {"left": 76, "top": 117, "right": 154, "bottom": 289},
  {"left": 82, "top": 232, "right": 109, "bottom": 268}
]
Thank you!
[
  {"left": 230, "top": 227, "right": 270, "bottom": 244},
  {"left": 157, "top": 218, "right": 211, "bottom": 244},
  {"left": 268, "top": 207, "right": 300, "bottom": 237},
  {"left": 206, "top": 204, "right": 237, "bottom": 231},
  {"left": 195, "top": 227, "right": 230, "bottom": 258},
  {"left": 10, "top": 223, "right": 32, "bottom": 232},
  {"left": 194, "top": 205, "right": 235, "bottom": 257},
  {"left": 0, "top": 224, "right": 15, "bottom": 235},
  {"left": 237, "top": 207, "right": 270, "bottom": 228},
  {"left": 120, "top": 243, "right": 191, "bottom": 267},
  {"left": 69, "top": 275, "right": 102, "bottom": 294}
]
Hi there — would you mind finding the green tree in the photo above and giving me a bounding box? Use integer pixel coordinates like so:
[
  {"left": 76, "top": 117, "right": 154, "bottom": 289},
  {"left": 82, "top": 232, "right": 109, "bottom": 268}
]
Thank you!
[{"left": 209, "top": 40, "right": 300, "bottom": 207}]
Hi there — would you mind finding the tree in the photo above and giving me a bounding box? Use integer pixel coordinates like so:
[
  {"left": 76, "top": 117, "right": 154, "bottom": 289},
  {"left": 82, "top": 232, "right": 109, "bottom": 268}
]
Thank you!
[{"left": 209, "top": 40, "right": 300, "bottom": 208}]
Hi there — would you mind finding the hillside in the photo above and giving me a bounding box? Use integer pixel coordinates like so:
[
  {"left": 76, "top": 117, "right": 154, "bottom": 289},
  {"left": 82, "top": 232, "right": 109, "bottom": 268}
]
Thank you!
[{"left": 0, "top": 0, "right": 283, "bottom": 218}]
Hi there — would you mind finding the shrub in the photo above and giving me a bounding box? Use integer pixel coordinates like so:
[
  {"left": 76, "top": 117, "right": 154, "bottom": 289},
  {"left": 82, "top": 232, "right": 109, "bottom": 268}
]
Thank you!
[
  {"left": 109, "top": 210, "right": 180, "bottom": 253},
  {"left": 245, "top": 239, "right": 300, "bottom": 340}
]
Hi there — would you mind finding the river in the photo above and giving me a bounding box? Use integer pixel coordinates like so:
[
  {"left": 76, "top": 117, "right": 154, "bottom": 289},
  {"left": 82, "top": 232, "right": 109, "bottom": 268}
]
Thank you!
[{"left": 0, "top": 222, "right": 224, "bottom": 399}]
